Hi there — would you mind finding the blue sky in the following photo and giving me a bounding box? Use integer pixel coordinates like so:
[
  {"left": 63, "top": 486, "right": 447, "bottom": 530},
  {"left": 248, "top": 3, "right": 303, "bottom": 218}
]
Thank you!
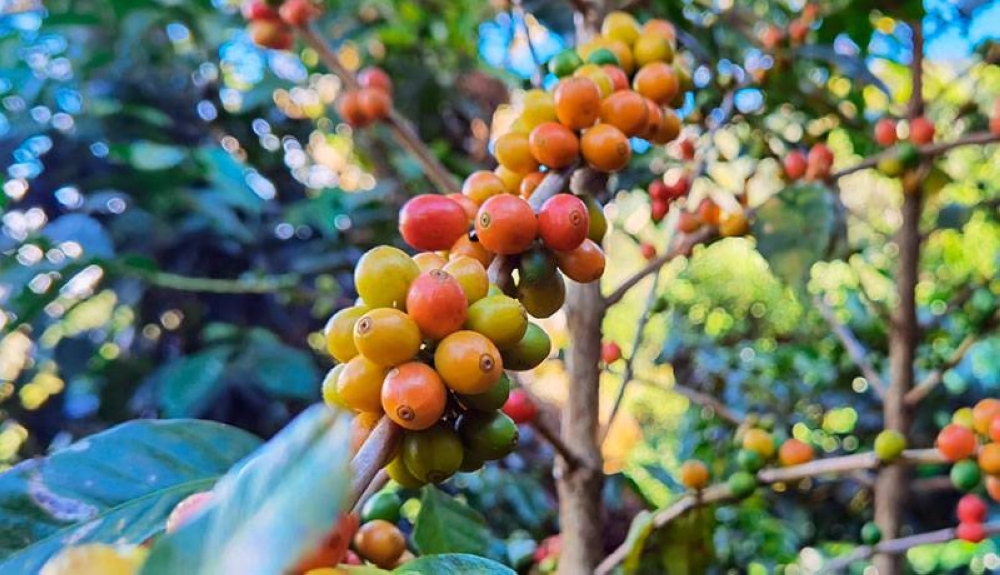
[{"left": 926, "top": 0, "right": 1000, "bottom": 59}]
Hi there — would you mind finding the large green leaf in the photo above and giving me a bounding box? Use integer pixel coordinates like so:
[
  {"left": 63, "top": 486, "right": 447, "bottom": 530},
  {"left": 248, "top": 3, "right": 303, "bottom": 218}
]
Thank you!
[
  {"left": 751, "top": 182, "right": 846, "bottom": 288},
  {"left": 141, "top": 405, "right": 352, "bottom": 575},
  {"left": 412, "top": 487, "right": 491, "bottom": 556},
  {"left": 393, "top": 554, "right": 516, "bottom": 574},
  {"left": 0, "top": 420, "right": 260, "bottom": 574}
]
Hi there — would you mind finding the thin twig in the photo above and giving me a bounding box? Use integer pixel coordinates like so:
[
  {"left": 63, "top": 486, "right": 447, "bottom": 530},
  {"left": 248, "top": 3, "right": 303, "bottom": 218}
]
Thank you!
[
  {"left": 604, "top": 226, "right": 717, "bottom": 307},
  {"left": 532, "top": 415, "right": 588, "bottom": 471},
  {"left": 109, "top": 264, "right": 301, "bottom": 294},
  {"left": 818, "top": 522, "right": 1000, "bottom": 574},
  {"left": 297, "top": 24, "right": 461, "bottom": 194},
  {"left": 831, "top": 131, "right": 1000, "bottom": 180},
  {"left": 512, "top": 0, "right": 544, "bottom": 88},
  {"left": 905, "top": 309, "right": 998, "bottom": 406},
  {"left": 347, "top": 417, "right": 401, "bottom": 511},
  {"left": 814, "top": 297, "right": 888, "bottom": 398},
  {"left": 508, "top": 373, "right": 589, "bottom": 471},
  {"left": 595, "top": 448, "right": 946, "bottom": 575},
  {"left": 634, "top": 377, "right": 744, "bottom": 426},
  {"left": 600, "top": 273, "right": 660, "bottom": 444},
  {"left": 922, "top": 284, "right": 976, "bottom": 331}
]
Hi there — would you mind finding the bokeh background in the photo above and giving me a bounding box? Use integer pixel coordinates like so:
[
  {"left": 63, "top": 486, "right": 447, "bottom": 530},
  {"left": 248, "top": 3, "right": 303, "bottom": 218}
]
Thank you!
[{"left": 2, "top": 0, "right": 999, "bottom": 571}]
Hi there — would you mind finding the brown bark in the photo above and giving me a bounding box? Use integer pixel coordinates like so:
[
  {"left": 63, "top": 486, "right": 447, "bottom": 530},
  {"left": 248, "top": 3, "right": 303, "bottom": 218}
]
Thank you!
[
  {"left": 874, "top": 18, "right": 923, "bottom": 574},
  {"left": 556, "top": 280, "right": 606, "bottom": 575}
]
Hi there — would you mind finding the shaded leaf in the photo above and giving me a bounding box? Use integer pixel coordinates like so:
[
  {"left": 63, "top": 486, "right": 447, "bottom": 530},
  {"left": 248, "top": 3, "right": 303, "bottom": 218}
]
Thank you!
[
  {"left": 796, "top": 45, "right": 891, "bottom": 95},
  {"left": 751, "top": 182, "right": 844, "bottom": 288},
  {"left": 124, "top": 141, "right": 187, "bottom": 171},
  {"left": 0, "top": 420, "right": 260, "bottom": 574},
  {"left": 936, "top": 203, "right": 973, "bottom": 231},
  {"left": 42, "top": 214, "right": 115, "bottom": 259},
  {"left": 241, "top": 329, "right": 318, "bottom": 400},
  {"left": 412, "top": 487, "right": 491, "bottom": 556},
  {"left": 151, "top": 346, "right": 234, "bottom": 418}
]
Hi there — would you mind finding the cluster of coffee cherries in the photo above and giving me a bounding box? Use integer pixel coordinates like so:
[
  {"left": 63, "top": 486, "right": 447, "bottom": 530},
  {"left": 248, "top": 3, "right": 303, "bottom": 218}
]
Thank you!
[
  {"left": 242, "top": 0, "right": 321, "bottom": 50},
  {"left": 337, "top": 67, "right": 393, "bottom": 128},
  {"left": 408, "top": 12, "right": 697, "bottom": 316},
  {"left": 936, "top": 399, "right": 1000, "bottom": 498},
  {"left": 398, "top": 183, "right": 603, "bottom": 319},
  {"left": 322, "top": 244, "right": 552, "bottom": 486},
  {"left": 782, "top": 142, "right": 835, "bottom": 182},
  {"left": 647, "top": 170, "right": 751, "bottom": 239},
  {"left": 730, "top": 427, "right": 816, "bottom": 498},
  {"left": 492, "top": 10, "right": 688, "bottom": 181}
]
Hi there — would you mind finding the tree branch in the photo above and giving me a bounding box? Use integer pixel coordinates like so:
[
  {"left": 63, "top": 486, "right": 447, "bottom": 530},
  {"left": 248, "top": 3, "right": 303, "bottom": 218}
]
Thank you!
[
  {"left": 604, "top": 226, "right": 717, "bottom": 307},
  {"left": 818, "top": 522, "right": 1000, "bottom": 573},
  {"left": 814, "top": 297, "right": 888, "bottom": 398},
  {"left": 874, "top": 20, "right": 925, "bottom": 572},
  {"left": 595, "top": 448, "right": 946, "bottom": 575},
  {"left": 109, "top": 263, "right": 302, "bottom": 294},
  {"left": 831, "top": 131, "right": 1000, "bottom": 180},
  {"left": 600, "top": 273, "right": 660, "bottom": 444},
  {"left": 297, "top": 24, "right": 461, "bottom": 194}
]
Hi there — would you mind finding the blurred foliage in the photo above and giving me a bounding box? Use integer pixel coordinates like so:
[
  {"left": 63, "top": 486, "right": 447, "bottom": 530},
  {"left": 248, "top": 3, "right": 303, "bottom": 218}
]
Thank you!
[{"left": 0, "top": 0, "right": 999, "bottom": 573}]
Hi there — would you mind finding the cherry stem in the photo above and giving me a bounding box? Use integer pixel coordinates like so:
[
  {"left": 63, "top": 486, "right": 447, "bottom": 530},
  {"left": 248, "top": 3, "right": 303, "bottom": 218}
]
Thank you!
[
  {"left": 350, "top": 469, "right": 389, "bottom": 515},
  {"left": 347, "top": 417, "right": 401, "bottom": 512}
]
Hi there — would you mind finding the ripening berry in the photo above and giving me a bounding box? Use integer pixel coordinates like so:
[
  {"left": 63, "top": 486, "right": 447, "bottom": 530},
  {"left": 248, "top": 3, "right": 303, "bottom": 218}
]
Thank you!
[
  {"left": 874, "top": 118, "right": 897, "bottom": 146},
  {"left": 601, "top": 341, "right": 622, "bottom": 364}
]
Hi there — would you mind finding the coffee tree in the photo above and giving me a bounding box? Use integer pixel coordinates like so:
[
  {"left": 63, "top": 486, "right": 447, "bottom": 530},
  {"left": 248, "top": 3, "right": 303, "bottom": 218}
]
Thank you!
[{"left": 1, "top": 0, "right": 998, "bottom": 573}]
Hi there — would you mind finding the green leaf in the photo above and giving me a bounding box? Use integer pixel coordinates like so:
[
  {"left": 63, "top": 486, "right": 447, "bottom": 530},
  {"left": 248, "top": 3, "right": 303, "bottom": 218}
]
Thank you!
[
  {"left": 621, "top": 510, "right": 656, "bottom": 573},
  {"left": 141, "top": 405, "right": 353, "bottom": 575},
  {"left": 751, "top": 182, "right": 845, "bottom": 288},
  {"left": 412, "top": 487, "right": 491, "bottom": 556},
  {"left": 393, "top": 554, "right": 516, "bottom": 574},
  {"left": 151, "top": 346, "right": 234, "bottom": 418},
  {"left": 126, "top": 141, "right": 187, "bottom": 171},
  {"left": 0, "top": 420, "right": 260, "bottom": 574}
]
